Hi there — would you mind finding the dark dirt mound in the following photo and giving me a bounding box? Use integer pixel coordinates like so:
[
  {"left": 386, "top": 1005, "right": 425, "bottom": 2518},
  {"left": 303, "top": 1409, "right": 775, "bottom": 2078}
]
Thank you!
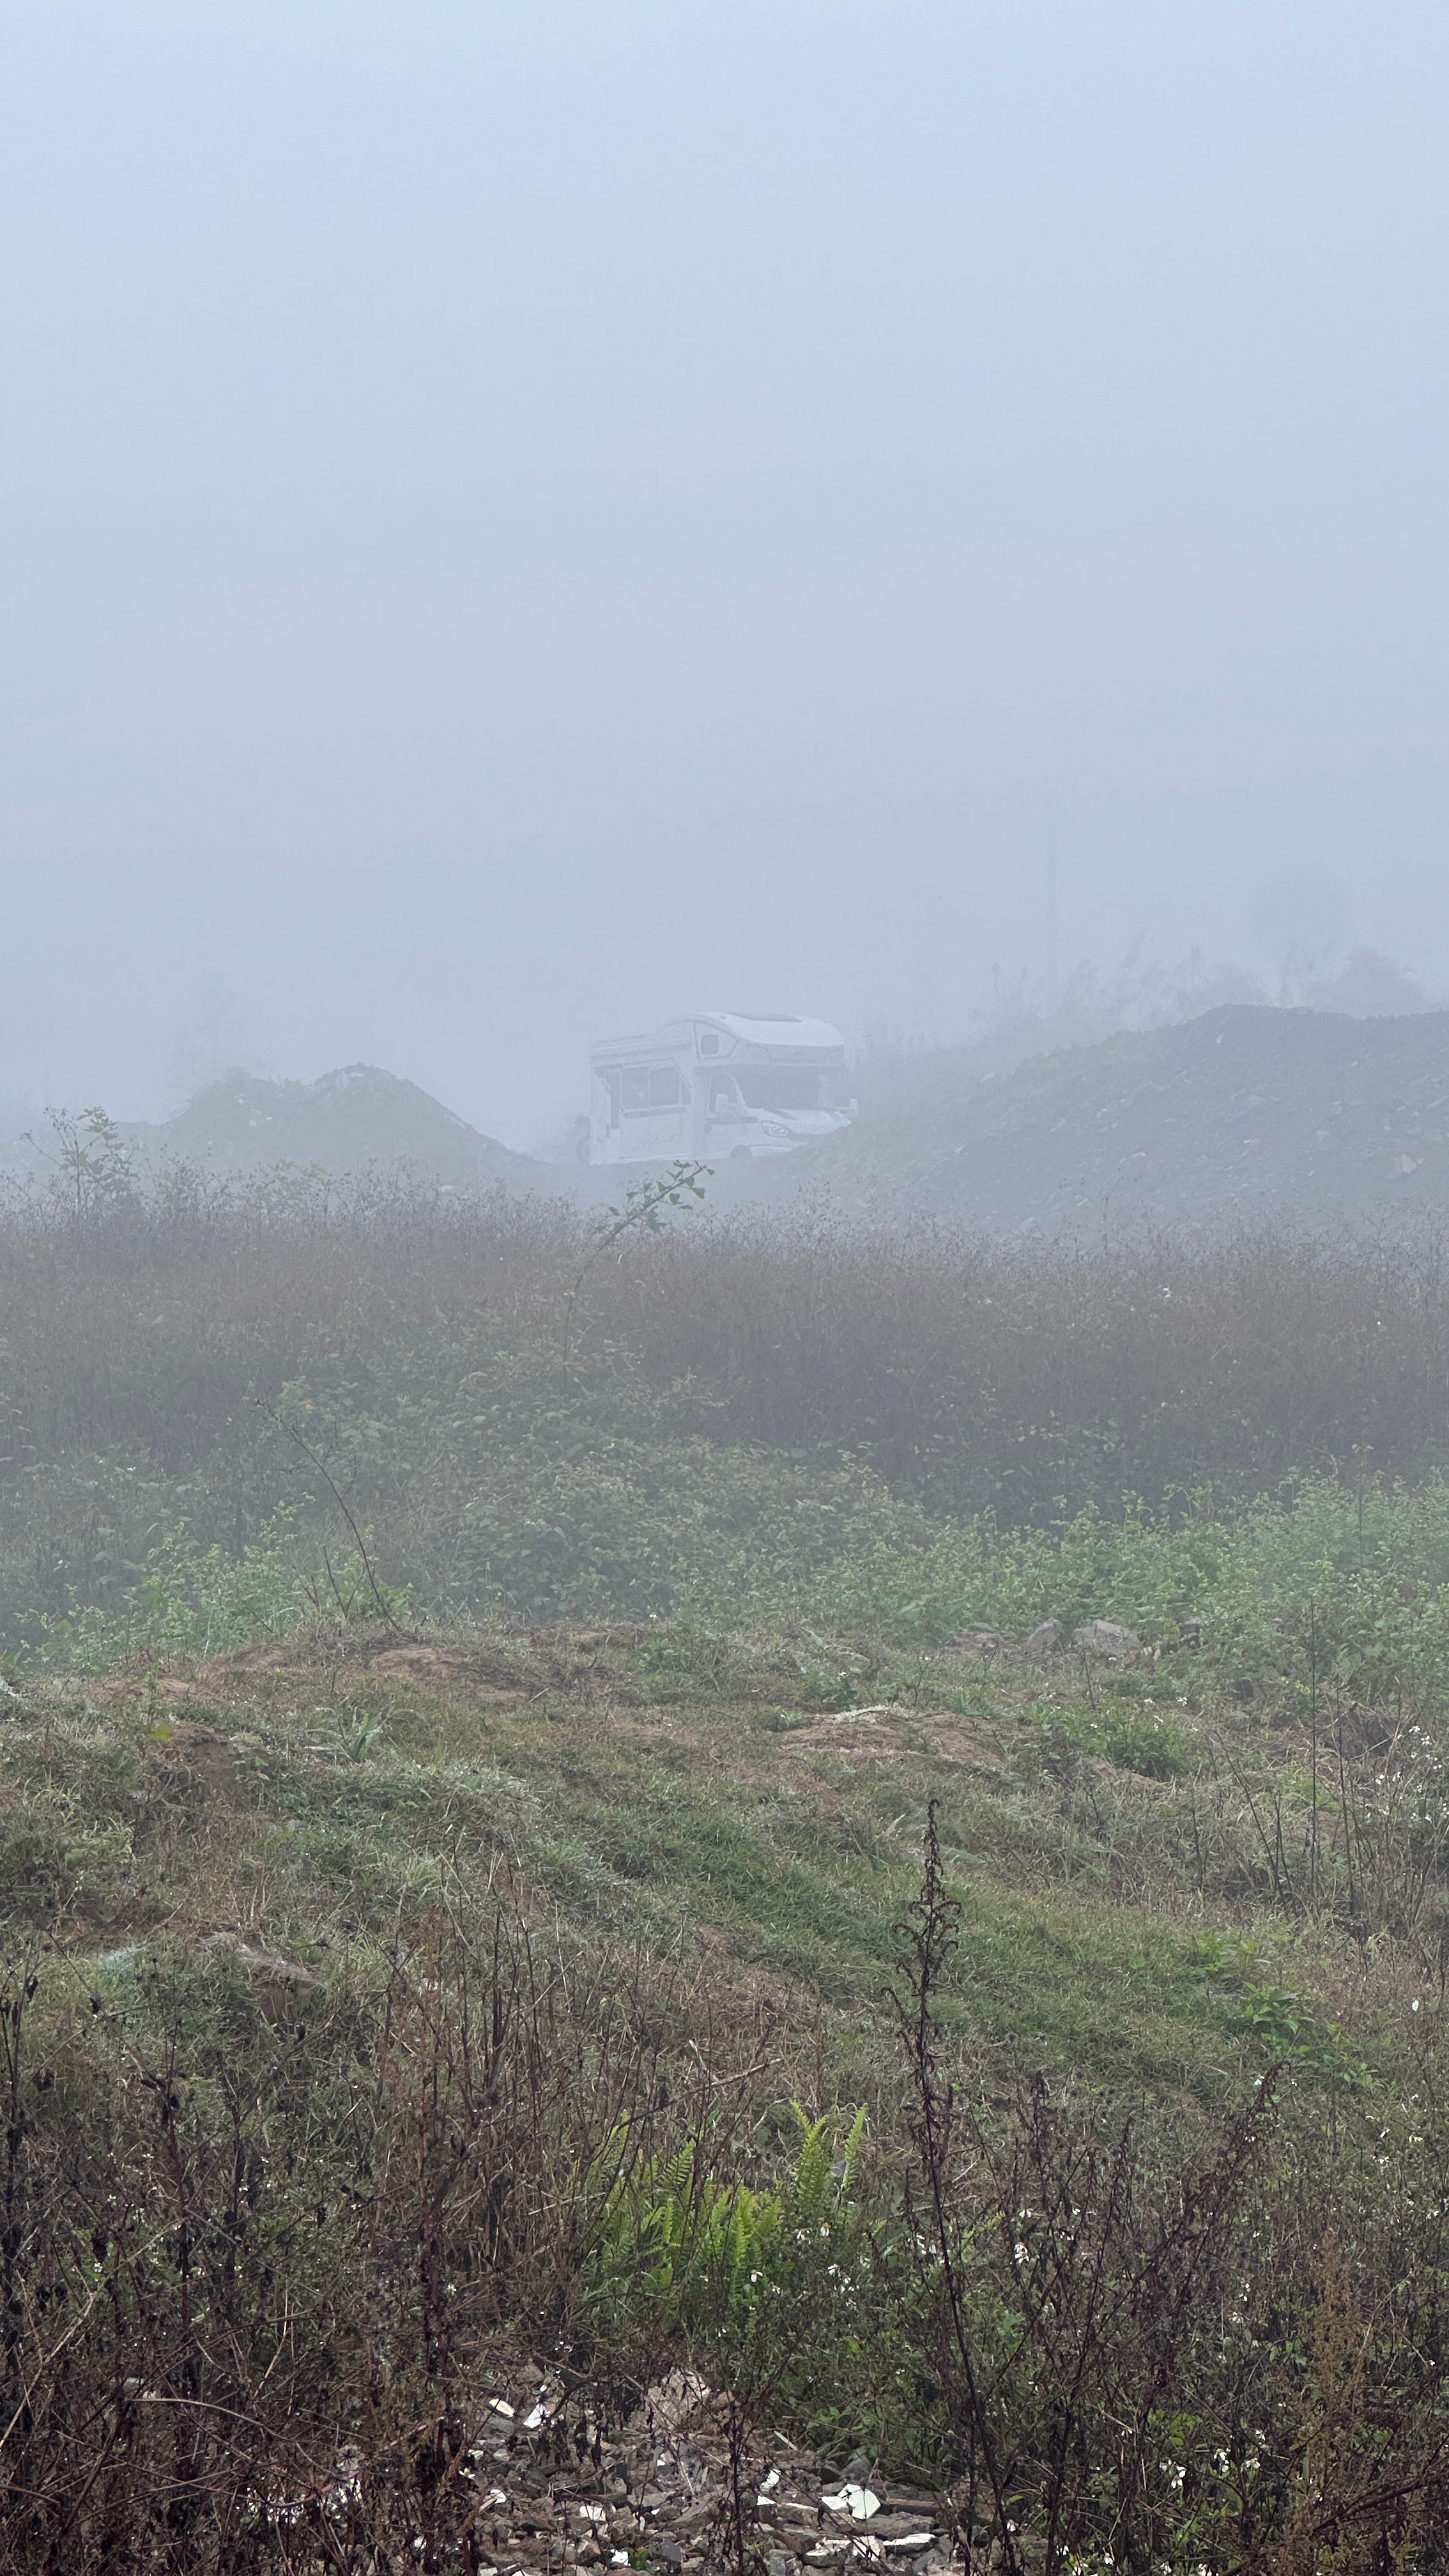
[
  {"left": 779, "top": 1004, "right": 1449, "bottom": 1236},
  {"left": 128, "top": 1065, "right": 539, "bottom": 1190}
]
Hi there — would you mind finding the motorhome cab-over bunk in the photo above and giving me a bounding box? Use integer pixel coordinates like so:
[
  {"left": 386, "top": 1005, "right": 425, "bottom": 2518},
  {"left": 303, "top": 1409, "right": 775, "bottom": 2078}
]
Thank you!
[{"left": 587, "top": 1012, "right": 852, "bottom": 1166}]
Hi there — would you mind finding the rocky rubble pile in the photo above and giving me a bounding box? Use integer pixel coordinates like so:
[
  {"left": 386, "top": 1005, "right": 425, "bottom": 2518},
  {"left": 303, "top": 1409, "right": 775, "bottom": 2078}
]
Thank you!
[
  {"left": 778, "top": 1002, "right": 1449, "bottom": 1236},
  {"left": 120, "top": 1066, "right": 539, "bottom": 1191},
  {"left": 444, "top": 2369, "right": 957, "bottom": 2575},
  {"left": 949, "top": 1617, "right": 1142, "bottom": 1663}
]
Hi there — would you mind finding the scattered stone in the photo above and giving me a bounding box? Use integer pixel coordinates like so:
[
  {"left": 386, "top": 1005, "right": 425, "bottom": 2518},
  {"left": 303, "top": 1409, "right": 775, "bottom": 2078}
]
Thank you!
[
  {"left": 640, "top": 2368, "right": 712, "bottom": 2436},
  {"left": 314, "top": 2363, "right": 962, "bottom": 2574},
  {"left": 822, "top": 2485, "right": 880, "bottom": 2521},
  {"left": 1024, "top": 1619, "right": 1067, "bottom": 1659},
  {"left": 192, "top": 1929, "right": 325, "bottom": 2019},
  {"left": 1070, "top": 1619, "right": 1140, "bottom": 1659}
]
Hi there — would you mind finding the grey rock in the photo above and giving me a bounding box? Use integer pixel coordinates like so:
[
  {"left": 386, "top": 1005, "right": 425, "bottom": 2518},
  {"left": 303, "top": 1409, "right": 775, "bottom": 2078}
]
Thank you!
[
  {"left": 194, "top": 1929, "right": 325, "bottom": 2015},
  {"left": 1024, "top": 1619, "right": 1067, "bottom": 1659},
  {"left": 1071, "top": 1618, "right": 1140, "bottom": 1659}
]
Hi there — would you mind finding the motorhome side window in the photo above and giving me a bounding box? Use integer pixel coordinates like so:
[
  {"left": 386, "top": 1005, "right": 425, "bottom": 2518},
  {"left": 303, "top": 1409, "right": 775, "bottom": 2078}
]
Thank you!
[
  {"left": 733, "top": 1067, "right": 829, "bottom": 1112},
  {"left": 621, "top": 1064, "right": 688, "bottom": 1113}
]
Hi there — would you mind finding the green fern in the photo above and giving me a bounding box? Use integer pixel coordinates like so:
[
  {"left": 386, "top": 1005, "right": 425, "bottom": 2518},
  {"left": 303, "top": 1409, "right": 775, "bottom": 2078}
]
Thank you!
[{"left": 585, "top": 2104, "right": 866, "bottom": 2330}]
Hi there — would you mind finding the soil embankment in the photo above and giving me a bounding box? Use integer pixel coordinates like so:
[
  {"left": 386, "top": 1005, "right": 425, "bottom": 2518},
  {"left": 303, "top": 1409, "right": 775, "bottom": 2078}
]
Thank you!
[
  {"left": 126, "top": 1064, "right": 539, "bottom": 1190},
  {"left": 779, "top": 1002, "right": 1449, "bottom": 1234}
]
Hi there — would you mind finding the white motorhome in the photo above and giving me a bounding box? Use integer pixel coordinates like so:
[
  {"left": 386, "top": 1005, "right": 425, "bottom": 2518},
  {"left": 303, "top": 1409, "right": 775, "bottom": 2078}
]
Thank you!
[{"left": 588, "top": 1012, "right": 853, "bottom": 1166}]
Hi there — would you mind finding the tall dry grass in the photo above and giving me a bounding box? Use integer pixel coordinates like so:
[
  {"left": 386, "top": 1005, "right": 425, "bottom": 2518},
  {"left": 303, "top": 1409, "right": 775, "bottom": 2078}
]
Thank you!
[
  {"left": 4, "top": 1172, "right": 1448, "bottom": 1520},
  {"left": 599, "top": 1206, "right": 1449, "bottom": 1510}
]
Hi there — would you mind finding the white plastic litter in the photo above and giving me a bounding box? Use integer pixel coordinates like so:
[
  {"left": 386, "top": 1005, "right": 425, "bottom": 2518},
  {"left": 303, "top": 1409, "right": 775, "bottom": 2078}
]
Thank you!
[{"left": 821, "top": 2485, "right": 880, "bottom": 2521}]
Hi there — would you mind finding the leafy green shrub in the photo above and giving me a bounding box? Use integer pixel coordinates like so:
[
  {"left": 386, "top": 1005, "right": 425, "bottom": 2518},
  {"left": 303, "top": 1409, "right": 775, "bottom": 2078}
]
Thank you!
[
  {"left": 1025, "top": 1695, "right": 1197, "bottom": 1781},
  {"left": 29, "top": 1519, "right": 408, "bottom": 1671},
  {"left": 586, "top": 2102, "right": 868, "bottom": 2342},
  {"left": 793, "top": 1664, "right": 864, "bottom": 1712},
  {"left": 1188, "top": 1942, "right": 1376, "bottom": 2092}
]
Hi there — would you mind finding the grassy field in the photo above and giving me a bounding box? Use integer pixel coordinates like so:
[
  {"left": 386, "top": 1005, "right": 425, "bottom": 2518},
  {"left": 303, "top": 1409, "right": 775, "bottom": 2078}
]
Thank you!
[
  {"left": 8, "top": 1602, "right": 1449, "bottom": 2567},
  {"left": 9, "top": 1160, "right": 1449, "bottom": 1661},
  {"left": 7, "top": 1621, "right": 1358, "bottom": 2110},
  {"left": 10, "top": 1167, "right": 1449, "bottom": 2564}
]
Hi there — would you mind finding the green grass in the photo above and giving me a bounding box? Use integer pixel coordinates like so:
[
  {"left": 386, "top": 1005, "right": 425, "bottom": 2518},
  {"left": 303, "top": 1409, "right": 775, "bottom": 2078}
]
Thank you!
[
  {"left": 0, "top": 1617, "right": 1402, "bottom": 2111},
  {"left": 13, "top": 1174, "right": 1449, "bottom": 1676},
  {"left": 17, "top": 1190, "right": 1449, "bottom": 2557},
  {"left": 9, "top": 1607, "right": 1449, "bottom": 2564}
]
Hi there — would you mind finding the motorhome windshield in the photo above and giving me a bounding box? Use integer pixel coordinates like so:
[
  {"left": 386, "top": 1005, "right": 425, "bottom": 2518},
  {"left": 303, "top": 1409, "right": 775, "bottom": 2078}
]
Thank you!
[{"left": 732, "top": 1068, "right": 831, "bottom": 1112}]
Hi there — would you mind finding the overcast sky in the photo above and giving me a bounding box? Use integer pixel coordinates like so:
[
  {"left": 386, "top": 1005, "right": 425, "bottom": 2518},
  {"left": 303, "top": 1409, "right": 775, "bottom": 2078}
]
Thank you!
[{"left": 3, "top": 1, "right": 1447, "bottom": 1144}]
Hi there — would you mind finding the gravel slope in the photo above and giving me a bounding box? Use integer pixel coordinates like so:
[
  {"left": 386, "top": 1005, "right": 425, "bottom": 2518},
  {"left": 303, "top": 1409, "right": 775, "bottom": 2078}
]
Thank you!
[{"left": 776, "top": 1004, "right": 1449, "bottom": 1236}]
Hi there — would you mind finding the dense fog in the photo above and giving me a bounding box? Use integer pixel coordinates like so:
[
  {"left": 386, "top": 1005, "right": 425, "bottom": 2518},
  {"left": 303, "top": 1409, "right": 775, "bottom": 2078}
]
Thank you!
[{"left": 4, "top": 2, "right": 1448, "bottom": 1144}]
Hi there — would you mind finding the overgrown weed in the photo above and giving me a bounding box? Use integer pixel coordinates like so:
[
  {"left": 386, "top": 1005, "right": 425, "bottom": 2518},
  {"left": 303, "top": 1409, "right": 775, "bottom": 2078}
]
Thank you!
[
  {"left": 5, "top": 1643, "right": 1449, "bottom": 2563},
  {"left": 11, "top": 1171, "right": 1449, "bottom": 1655}
]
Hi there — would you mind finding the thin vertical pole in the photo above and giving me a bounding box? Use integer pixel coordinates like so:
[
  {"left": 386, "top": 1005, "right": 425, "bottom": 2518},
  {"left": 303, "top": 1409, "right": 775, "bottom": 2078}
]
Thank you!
[
  {"left": 1308, "top": 1599, "right": 1319, "bottom": 1909},
  {"left": 1045, "top": 790, "right": 1059, "bottom": 1008}
]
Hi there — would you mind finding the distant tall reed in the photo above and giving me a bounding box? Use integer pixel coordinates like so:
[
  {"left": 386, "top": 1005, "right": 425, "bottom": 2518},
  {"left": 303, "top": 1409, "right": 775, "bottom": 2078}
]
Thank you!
[{"left": 3, "top": 1168, "right": 1449, "bottom": 1524}]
